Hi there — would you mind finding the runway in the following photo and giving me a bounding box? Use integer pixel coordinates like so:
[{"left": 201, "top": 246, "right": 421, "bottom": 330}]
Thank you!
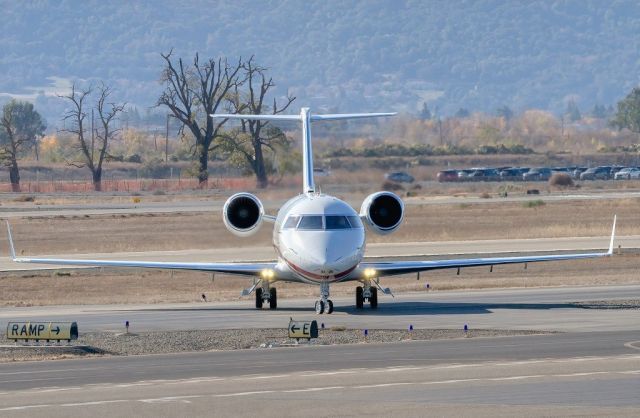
[{"left": 0, "top": 332, "right": 638, "bottom": 416}]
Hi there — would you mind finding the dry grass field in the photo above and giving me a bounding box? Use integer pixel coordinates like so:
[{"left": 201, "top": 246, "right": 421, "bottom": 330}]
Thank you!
[
  {"left": 1, "top": 194, "right": 639, "bottom": 306},
  {"left": 2, "top": 196, "right": 639, "bottom": 255}
]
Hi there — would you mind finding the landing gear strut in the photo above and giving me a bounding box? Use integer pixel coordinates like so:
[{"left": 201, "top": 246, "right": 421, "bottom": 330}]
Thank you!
[
  {"left": 356, "top": 280, "right": 378, "bottom": 309},
  {"left": 255, "top": 280, "right": 277, "bottom": 309},
  {"left": 315, "top": 281, "right": 334, "bottom": 314}
]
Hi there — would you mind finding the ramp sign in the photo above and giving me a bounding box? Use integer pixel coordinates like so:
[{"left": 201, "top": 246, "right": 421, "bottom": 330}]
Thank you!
[{"left": 6, "top": 322, "right": 78, "bottom": 342}]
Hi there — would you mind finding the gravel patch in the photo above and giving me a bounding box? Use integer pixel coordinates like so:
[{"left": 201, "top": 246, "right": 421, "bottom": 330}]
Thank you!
[
  {"left": 573, "top": 299, "right": 640, "bottom": 310},
  {"left": 0, "top": 328, "right": 551, "bottom": 362}
]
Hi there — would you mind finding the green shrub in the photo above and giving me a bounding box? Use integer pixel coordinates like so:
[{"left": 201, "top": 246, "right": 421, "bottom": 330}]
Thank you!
[{"left": 523, "top": 199, "right": 545, "bottom": 208}]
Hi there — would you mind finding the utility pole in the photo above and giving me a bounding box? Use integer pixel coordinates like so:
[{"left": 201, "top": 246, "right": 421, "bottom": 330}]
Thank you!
[
  {"left": 165, "top": 114, "right": 170, "bottom": 162},
  {"left": 91, "top": 108, "right": 95, "bottom": 164}
]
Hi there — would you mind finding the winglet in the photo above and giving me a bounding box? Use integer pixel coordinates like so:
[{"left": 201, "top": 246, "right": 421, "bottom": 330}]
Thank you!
[
  {"left": 608, "top": 215, "right": 617, "bottom": 255},
  {"left": 6, "top": 221, "right": 16, "bottom": 260}
]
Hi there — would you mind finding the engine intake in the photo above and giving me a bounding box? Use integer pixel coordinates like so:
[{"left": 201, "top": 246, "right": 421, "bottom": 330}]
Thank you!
[
  {"left": 360, "top": 191, "right": 404, "bottom": 235},
  {"left": 223, "top": 193, "right": 264, "bottom": 237}
]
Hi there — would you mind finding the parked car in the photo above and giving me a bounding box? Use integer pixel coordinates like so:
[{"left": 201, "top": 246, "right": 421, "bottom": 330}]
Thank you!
[
  {"left": 469, "top": 168, "right": 501, "bottom": 182},
  {"left": 437, "top": 169, "right": 459, "bottom": 182},
  {"left": 385, "top": 171, "right": 414, "bottom": 183},
  {"left": 456, "top": 169, "right": 476, "bottom": 181},
  {"left": 523, "top": 167, "right": 552, "bottom": 181},
  {"left": 572, "top": 167, "right": 588, "bottom": 179},
  {"left": 580, "top": 166, "right": 612, "bottom": 180},
  {"left": 609, "top": 166, "right": 625, "bottom": 177},
  {"left": 614, "top": 167, "right": 640, "bottom": 180},
  {"left": 499, "top": 167, "right": 528, "bottom": 181}
]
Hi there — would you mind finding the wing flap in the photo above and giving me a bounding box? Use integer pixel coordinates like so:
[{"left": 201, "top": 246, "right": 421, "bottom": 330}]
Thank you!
[
  {"left": 12, "top": 256, "right": 276, "bottom": 276},
  {"left": 362, "top": 251, "right": 609, "bottom": 278}
]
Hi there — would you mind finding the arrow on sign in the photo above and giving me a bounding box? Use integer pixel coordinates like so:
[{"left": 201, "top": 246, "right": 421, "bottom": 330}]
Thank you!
[
  {"left": 51, "top": 326, "right": 60, "bottom": 335},
  {"left": 290, "top": 324, "right": 299, "bottom": 333}
]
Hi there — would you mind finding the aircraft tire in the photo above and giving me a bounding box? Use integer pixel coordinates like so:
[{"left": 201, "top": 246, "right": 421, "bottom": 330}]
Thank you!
[
  {"left": 370, "top": 287, "right": 378, "bottom": 309},
  {"left": 356, "top": 286, "right": 364, "bottom": 309},
  {"left": 255, "top": 288, "right": 263, "bottom": 309},
  {"left": 327, "top": 300, "right": 334, "bottom": 314},
  {"left": 269, "top": 287, "right": 277, "bottom": 309},
  {"left": 315, "top": 300, "right": 325, "bottom": 314}
]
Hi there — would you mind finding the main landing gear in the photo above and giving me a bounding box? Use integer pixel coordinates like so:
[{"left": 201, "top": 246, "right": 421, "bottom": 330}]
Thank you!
[
  {"left": 355, "top": 279, "right": 378, "bottom": 309},
  {"left": 314, "top": 281, "right": 334, "bottom": 314},
  {"left": 255, "top": 281, "right": 277, "bottom": 310}
]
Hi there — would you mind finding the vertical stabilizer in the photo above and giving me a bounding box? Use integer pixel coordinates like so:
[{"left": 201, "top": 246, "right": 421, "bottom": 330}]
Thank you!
[{"left": 300, "top": 108, "right": 315, "bottom": 194}]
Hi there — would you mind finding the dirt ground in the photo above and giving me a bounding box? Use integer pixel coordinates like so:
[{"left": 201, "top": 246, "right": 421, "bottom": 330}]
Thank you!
[{"left": 1, "top": 192, "right": 639, "bottom": 306}]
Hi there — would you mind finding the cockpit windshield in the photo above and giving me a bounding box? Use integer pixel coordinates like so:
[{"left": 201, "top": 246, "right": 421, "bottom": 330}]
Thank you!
[
  {"left": 297, "top": 215, "right": 324, "bottom": 230},
  {"left": 283, "top": 215, "right": 364, "bottom": 230},
  {"left": 325, "top": 215, "right": 350, "bottom": 229}
]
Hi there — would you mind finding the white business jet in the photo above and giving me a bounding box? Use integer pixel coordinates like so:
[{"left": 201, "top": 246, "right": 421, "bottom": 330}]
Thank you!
[{"left": 7, "top": 108, "right": 616, "bottom": 314}]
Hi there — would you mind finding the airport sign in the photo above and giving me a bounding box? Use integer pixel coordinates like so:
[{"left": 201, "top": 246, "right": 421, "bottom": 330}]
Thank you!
[
  {"left": 288, "top": 319, "right": 318, "bottom": 339},
  {"left": 6, "top": 321, "right": 78, "bottom": 342}
]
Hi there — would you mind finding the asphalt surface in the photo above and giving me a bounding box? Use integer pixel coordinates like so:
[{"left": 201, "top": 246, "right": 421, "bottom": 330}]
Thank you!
[
  {"left": 1, "top": 285, "right": 639, "bottom": 333},
  {"left": 0, "top": 332, "right": 638, "bottom": 416},
  {"left": 1, "top": 285, "right": 639, "bottom": 416}
]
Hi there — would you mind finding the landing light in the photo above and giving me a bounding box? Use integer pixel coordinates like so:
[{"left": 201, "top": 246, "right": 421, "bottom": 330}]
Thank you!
[
  {"left": 364, "top": 268, "right": 377, "bottom": 278},
  {"left": 261, "top": 269, "right": 275, "bottom": 280}
]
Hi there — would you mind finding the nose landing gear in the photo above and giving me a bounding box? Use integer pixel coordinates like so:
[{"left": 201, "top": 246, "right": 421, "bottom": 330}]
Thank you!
[
  {"left": 315, "top": 281, "right": 334, "bottom": 314},
  {"left": 254, "top": 280, "right": 277, "bottom": 309}
]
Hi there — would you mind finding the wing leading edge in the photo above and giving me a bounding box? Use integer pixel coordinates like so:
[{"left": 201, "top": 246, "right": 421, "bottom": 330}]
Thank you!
[
  {"left": 6, "top": 222, "right": 276, "bottom": 277},
  {"left": 360, "top": 216, "right": 617, "bottom": 278}
]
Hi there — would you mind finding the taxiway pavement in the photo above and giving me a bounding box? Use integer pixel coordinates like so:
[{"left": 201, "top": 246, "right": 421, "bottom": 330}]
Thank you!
[{"left": 1, "top": 285, "right": 638, "bottom": 333}]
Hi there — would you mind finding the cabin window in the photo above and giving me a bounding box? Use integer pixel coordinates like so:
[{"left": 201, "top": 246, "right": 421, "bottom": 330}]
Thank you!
[
  {"left": 325, "top": 215, "right": 351, "bottom": 230},
  {"left": 297, "top": 215, "right": 324, "bottom": 230}
]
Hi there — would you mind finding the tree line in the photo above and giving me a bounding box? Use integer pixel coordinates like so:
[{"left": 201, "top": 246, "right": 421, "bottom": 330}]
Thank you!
[
  {"left": 5, "top": 50, "right": 640, "bottom": 191},
  {"left": 0, "top": 51, "right": 294, "bottom": 192}
]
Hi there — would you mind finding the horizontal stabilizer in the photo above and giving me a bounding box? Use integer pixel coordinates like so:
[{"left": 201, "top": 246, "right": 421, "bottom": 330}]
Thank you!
[
  {"left": 210, "top": 114, "right": 301, "bottom": 121},
  {"left": 210, "top": 112, "right": 397, "bottom": 122},
  {"left": 310, "top": 112, "right": 396, "bottom": 121}
]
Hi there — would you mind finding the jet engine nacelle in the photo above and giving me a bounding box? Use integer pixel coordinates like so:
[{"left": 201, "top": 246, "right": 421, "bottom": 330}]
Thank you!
[
  {"left": 360, "top": 191, "right": 404, "bottom": 235},
  {"left": 223, "top": 193, "right": 264, "bottom": 237}
]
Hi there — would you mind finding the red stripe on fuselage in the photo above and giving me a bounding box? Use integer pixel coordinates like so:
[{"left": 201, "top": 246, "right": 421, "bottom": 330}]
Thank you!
[{"left": 284, "top": 257, "right": 357, "bottom": 282}]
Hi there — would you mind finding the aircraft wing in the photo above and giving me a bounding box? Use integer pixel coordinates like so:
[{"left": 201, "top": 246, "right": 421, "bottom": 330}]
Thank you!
[
  {"left": 359, "top": 216, "right": 616, "bottom": 278},
  {"left": 5, "top": 222, "right": 276, "bottom": 277}
]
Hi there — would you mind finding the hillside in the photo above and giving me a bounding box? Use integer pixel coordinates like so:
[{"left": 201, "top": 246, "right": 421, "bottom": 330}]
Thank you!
[{"left": 1, "top": 0, "right": 639, "bottom": 124}]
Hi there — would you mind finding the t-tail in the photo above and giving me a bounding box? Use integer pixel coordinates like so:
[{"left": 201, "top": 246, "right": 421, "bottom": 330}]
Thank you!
[{"left": 211, "top": 108, "right": 396, "bottom": 194}]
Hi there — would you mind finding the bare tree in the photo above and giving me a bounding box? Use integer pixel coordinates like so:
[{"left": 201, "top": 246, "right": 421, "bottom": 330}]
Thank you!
[
  {"left": 157, "top": 51, "right": 243, "bottom": 186},
  {"left": 0, "top": 100, "right": 46, "bottom": 192},
  {"left": 60, "top": 83, "right": 124, "bottom": 191},
  {"left": 223, "top": 58, "right": 295, "bottom": 188}
]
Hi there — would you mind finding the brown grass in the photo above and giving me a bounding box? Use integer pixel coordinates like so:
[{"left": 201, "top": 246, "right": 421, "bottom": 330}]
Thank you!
[{"left": 2, "top": 197, "right": 637, "bottom": 256}]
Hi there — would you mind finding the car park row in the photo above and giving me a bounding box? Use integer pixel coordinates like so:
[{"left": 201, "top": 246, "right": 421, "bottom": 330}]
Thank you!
[{"left": 436, "top": 165, "right": 640, "bottom": 182}]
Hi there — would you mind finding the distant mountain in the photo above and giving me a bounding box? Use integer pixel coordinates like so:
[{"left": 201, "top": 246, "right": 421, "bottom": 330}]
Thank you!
[{"left": 1, "top": 0, "right": 639, "bottom": 125}]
